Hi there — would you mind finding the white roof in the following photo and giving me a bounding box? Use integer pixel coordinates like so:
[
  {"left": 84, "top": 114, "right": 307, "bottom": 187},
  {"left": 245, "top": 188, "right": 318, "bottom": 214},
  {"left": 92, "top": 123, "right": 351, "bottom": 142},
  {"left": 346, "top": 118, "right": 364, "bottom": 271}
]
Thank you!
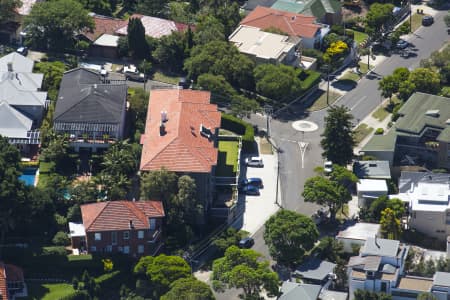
[
  {"left": 395, "top": 181, "right": 450, "bottom": 212},
  {"left": 357, "top": 179, "right": 388, "bottom": 192},
  {"left": 229, "top": 25, "right": 298, "bottom": 61},
  {"left": 0, "top": 102, "right": 32, "bottom": 138},
  {"left": 0, "top": 52, "right": 34, "bottom": 73},
  {"left": 69, "top": 222, "right": 86, "bottom": 237},
  {"left": 93, "top": 34, "right": 120, "bottom": 47},
  {"left": 337, "top": 222, "right": 380, "bottom": 241}
]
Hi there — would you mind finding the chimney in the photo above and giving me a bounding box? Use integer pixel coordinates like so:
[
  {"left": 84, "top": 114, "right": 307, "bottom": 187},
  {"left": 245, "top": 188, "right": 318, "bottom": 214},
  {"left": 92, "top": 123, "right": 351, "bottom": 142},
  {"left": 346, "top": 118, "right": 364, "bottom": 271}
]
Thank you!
[
  {"left": 129, "top": 220, "right": 134, "bottom": 229},
  {"left": 161, "top": 111, "right": 168, "bottom": 123},
  {"left": 159, "top": 122, "right": 166, "bottom": 136},
  {"left": 7, "top": 62, "right": 12, "bottom": 72}
]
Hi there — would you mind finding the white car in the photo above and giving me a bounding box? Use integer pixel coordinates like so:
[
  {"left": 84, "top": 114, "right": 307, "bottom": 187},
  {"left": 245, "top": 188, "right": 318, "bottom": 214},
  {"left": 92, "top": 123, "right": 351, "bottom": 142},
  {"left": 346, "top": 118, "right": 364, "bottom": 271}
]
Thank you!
[
  {"left": 245, "top": 157, "right": 264, "bottom": 167},
  {"left": 324, "top": 161, "right": 333, "bottom": 173},
  {"left": 123, "top": 64, "right": 145, "bottom": 82}
]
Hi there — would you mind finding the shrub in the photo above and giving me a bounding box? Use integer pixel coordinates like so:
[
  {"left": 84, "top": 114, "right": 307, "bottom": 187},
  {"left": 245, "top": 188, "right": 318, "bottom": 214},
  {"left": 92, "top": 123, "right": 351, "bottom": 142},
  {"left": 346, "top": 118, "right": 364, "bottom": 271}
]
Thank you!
[
  {"left": 220, "top": 113, "right": 255, "bottom": 153},
  {"left": 391, "top": 102, "right": 403, "bottom": 122},
  {"left": 53, "top": 231, "right": 70, "bottom": 246},
  {"left": 375, "top": 128, "right": 384, "bottom": 135},
  {"left": 432, "top": 169, "right": 448, "bottom": 173},
  {"left": 344, "top": 29, "right": 354, "bottom": 39},
  {"left": 42, "top": 246, "right": 68, "bottom": 256},
  {"left": 300, "top": 70, "right": 321, "bottom": 91}
]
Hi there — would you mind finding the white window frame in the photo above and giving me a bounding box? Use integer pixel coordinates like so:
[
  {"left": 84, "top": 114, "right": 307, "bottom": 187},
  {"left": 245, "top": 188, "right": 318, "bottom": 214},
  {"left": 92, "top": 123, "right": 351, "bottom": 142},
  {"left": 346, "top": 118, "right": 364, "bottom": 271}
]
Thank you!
[
  {"left": 94, "top": 233, "right": 101, "bottom": 241},
  {"left": 138, "top": 230, "right": 144, "bottom": 239},
  {"left": 149, "top": 218, "right": 156, "bottom": 230}
]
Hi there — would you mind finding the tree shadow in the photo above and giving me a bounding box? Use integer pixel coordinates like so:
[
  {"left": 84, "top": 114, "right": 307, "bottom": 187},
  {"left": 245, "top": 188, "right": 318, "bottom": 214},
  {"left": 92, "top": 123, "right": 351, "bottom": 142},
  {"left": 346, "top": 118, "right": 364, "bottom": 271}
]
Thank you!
[{"left": 332, "top": 79, "right": 358, "bottom": 91}]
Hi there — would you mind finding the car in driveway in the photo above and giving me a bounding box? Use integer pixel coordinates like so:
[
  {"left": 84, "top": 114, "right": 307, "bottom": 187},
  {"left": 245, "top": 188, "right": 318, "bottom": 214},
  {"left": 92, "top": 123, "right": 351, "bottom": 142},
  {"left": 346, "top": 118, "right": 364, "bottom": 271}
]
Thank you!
[
  {"left": 245, "top": 156, "right": 264, "bottom": 167},
  {"left": 396, "top": 39, "right": 409, "bottom": 50},
  {"left": 239, "top": 178, "right": 264, "bottom": 189},
  {"left": 422, "top": 15, "right": 434, "bottom": 26},
  {"left": 242, "top": 185, "right": 260, "bottom": 195},
  {"left": 123, "top": 64, "right": 146, "bottom": 82},
  {"left": 238, "top": 237, "right": 254, "bottom": 248},
  {"left": 16, "top": 47, "right": 28, "bottom": 56},
  {"left": 324, "top": 161, "right": 333, "bottom": 174}
]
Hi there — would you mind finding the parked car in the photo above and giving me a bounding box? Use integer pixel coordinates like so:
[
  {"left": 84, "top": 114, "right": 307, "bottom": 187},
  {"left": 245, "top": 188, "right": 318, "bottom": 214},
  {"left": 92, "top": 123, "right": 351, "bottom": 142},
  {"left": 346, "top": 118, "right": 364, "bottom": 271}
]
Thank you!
[
  {"left": 396, "top": 39, "right": 409, "bottom": 49},
  {"left": 324, "top": 161, "right": 333, "bottom": 174},
  {"left": 245, "top": 157, "right": 264, "bottom": 167},
  {"left": 239, "top": 178, "right": 264, "bottom": 189},
  {"left": 16, "top": 47, "right": 28, "bottom": 56},
  {"left": 242, "top": 185, "right": 260, "bottom": 195},
  {"left": 123, "top": 64, "right": 146, "bottom": 82},
  {"left": 422, "top": 15, "right": 434, "bottom": 26},
  {"left": 239, "top": 237, "right": 254, "bottom": 248},
  {"left": 400, "top": 50, "right": 411, "bottom": 58}
]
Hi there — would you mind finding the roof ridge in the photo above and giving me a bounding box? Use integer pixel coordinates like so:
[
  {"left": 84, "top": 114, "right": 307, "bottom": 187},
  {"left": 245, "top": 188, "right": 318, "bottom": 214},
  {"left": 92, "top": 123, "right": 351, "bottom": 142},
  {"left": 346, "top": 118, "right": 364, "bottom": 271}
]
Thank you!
[
  {"left": 122, "top": 201, "right": 149, "bottom": 226},
  {"left": 85, "top": 202, "right": 109, "bottom": 231}
]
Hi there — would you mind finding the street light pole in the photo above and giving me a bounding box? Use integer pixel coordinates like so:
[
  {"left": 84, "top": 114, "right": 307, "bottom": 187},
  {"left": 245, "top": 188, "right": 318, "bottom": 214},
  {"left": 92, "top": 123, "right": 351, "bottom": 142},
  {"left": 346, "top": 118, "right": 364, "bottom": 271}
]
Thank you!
[
  {"left": 264, "top": 105, "right": 273, "bottom": 138},
  {"left": 326, "top": 65, "right": 330, "bottom": 106}
]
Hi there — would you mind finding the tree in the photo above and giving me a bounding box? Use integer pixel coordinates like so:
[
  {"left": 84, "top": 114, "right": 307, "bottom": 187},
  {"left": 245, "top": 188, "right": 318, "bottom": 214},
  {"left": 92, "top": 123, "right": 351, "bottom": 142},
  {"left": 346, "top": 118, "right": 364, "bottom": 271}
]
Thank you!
[
  {"left": 212, "top": 246, "right": 279, "bottom": 299},
  {"left": 128, "top": 87, "right": 149, "bottom": 137},
  {"left": 153, "top": 31, "right": 187, "bottom": 73},
  {"left": 172, "top": 175, "right": 203, "bottom": 225},
  {"left": 333, "top": 261, "right": 348, "bottom": 290},
  {"left": 184, "top": 41, "right": 255, "bottom": 90},
  {"left": 254, "top": 64, "right": 303, "bottom": 100},
  {"left": 0, "top": 0, "right": 22, "bottom": 23},
  {"left": 354, "top": 290, "right": 392, "bottom": 300},
  {"left": 230, "top": 95, "right": 260, "bottom": 119},
  {"left": 398, "top": 80, "right": 415, "bottom": 101},
  {"left": 323, "top": 40, "right": 348, "bottom": 64},
  {"left": 136, "top": 0, "right": 167, "bottom": 17},
  {"left": 264, "top": 210, "right": 319, "bottom": 266},
  {"left": 52, "top": 231, "right": 70, "bottom": 245},
  {"left": 212, "top": 228, "right": 247, "bottom": 257},
  {"left": 25, "top": 0, "right": 94, "bottom": 51},
  {"left": 127, "top": 17, "right": 150, "bottom": 59},
  {"left": 117, "top": 36, "right": 129, "bottom": 57},
  {"left": 408, "top": 68, "right": 441, "bottom": 94},
  {"left": 161, "top": 277, "right": 215, "bottom": 300},
  {"left": 197, "top": 73, "right": 236, "bottom": 98},
  {"left": 102, "top": 141, "right": 139, "bottom": 177},
  {"left": 140, "top": 168, "right": 178, "bottom": 205},
  {"left": 321, "top": 106, "right": 355, "bottom": 165},
  {"left": 315, "top": 237, "right": 344, "bottom": 263},
  {"left": 302, "top": 176, "right": 351, "bottom": 222},
  {"left": 365, "top": 3, "right": 394, "bottom": 41},
  {"left": 378, "top": 75, "right": 396, "bottom": 101},
  {"left": 40, "top": 133, "right": 69, "bottom": 163},
  {"left": 79, "top": 0, "right": 112, "bottom": 15},
  {"left": 445, "top": 13, "right": 450, "bottom": 27},
  {"left": 380, "top": 208, "right": 401, "bottom": 240},
  {"left": 329, "top": 164, "right": 358, "bottom": 187},
  {"left": 193, "top": 15, "right": 225, "bottom": 45},
  {"left": 134, "top": 255, "right": 191, "bottom": 298},
  {"left": 418, "top": 293, "right": 438, "bottom": 300}
]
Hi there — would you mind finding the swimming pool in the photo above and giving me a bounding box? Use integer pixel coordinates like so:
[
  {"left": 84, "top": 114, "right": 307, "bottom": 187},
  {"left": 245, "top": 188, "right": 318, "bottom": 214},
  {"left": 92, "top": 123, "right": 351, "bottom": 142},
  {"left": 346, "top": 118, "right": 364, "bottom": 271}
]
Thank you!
[{"left": 19, "top": 167, "right": 38, "bottom": 186}]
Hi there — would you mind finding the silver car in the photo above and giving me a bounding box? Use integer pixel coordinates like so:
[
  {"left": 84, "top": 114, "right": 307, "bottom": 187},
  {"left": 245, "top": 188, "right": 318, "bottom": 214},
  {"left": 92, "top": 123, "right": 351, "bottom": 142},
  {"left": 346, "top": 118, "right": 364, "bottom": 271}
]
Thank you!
[{"left": 245, "top": 157, "right": 264, "bottom": 167}]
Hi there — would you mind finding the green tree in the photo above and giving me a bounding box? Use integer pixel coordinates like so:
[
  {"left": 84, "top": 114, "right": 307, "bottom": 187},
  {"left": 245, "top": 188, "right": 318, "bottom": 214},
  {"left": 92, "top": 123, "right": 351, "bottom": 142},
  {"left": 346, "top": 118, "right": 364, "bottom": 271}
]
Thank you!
[
  {"left": 134, "top": 255, "right": 191, "bottom": 298},
  {"left": 418, "top": 293, "right": 438, "bottom": 300},
  {"left": 212, "top": 228, "right": 247, "bottom": 257},
  {"left": 365, "top": 3, "right": 394, "bottom": 40},
  {"left": 212, "top": 246, "right": 279, "bottom": 299},
  {"left": 334, "top": 261, "right": 348, "bottom": 290},
  {"left": 354, "top": 290, "right": 392, "bottom": 300},
  {"left": 212, "top": 0, "right": 242, "bottom": 37},
  {"left": 445, "top": 13, "right": 450, "bottom": 27},
  {"left": 398, "top": 80, "right": 415, "bottom": 101},
  {"left": 424, "top": 259, "right": 436, "bottom": 277},
  {"left": 140, "top": 168, "right": 178, "bottom": 205},
  {"left": 79, "top": 0, "right": 111, "bottom": 15},
  {"left": 52, "top": 231, "right": 70, "bottom": 246},
  {"left": 171, "top": 175, "right": 203, "bottom": 225},
  {"left": 161, "top": 277, "right": 215, "bottom": 300},
  {"left": 408, "top": 68, "right": 441, "bottom": 94},
  {"left": 316, "top": 237, "right": 344, "bottom": 263},
  {"left": 230, "top": 95, "right": 260, "bottom": 119},
  {"left": 302, "top": 176, "right": 351, "bottom": 222},
  {"left": 40, "top": 133, "right": 69, "bottom": 163},
  {"left": 329, "top": 164, "right": 359, "bottom": 187},
  {"left": 264, "top": 210, "right": 319, "bottom": 266},
  {"left": 128, "top": 87, "right": 149, "bottom": 137},
  {"left": 380, "top": 208, "right": 401, "bottom": 240},
  {"left": 254, "top": 64, "right": 302, "bottom": 100},
  {"left": 136, "top": 0, "right": 167, "bottom": 17},
  {"left": 321, "top": 105, "right": 355, "bottom": 165},
  {"left": 0, "top": 0, "right": 22, "bottom": 23},
  {"left": 25, "top": 0, "right": 94, "bottom": 51},
  {"left": 117, "top": 36, "right": 129, "bottom": 57},
  {"left": 378, "top": 75, "right": 396, "bottom": 101},
  {"left": 193, "top": 15, "right": 225, "bottom": 45},
  {"left": 102, "top": 141, "right": 139, "bottom": 177},
  {"left": 127, "top": 17, "right": 150, "bottom": 59},
  {"left": 153, "top": 31, "right": 187, "bottom": 73},
  {"left": 197, "top": 73, "right": 237, "bottom": 97}
]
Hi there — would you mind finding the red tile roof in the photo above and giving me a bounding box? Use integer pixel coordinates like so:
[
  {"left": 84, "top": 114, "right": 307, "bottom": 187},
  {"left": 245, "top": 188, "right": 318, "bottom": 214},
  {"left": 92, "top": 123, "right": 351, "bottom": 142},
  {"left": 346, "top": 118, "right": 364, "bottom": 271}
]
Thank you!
[
  {"left": 0, "top": 263, "right": 23, "bottom": 300},
  {"left": 115, "top": 14, "right": 190, "bottom": 38},
  {"left": 81, "top": 201, "right": 165, "bottom": 232},
  {"left": 140, "top": 89, "right": 221, "bottom": 173},
  {"left": 240, "top": 6, "right": 321, "bottom": 38},
  {"left": 83, "top": 15, "right": 127, "bottom": 42},
  {"left": 0, "top": 263, "right": 8, "bottom": 300}
]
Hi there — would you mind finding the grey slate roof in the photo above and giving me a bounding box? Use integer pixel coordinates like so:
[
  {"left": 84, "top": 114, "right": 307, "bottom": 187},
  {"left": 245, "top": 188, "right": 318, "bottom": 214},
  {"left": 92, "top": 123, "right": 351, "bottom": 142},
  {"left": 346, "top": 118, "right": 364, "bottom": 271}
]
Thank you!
[
  {"left": 0, "top": 102, "right": 32, "bottom": 138},
  {"left": 354, "top": 160, "right": 391, "bottom": 179},
  {"left": 54, "top": 68, "right": 127, "bottom": 124},
  {"left": 293, "top": 259, "right": 336, "bottom": 281},
  {"left": 362, "top": 237, "right": 399, "bottom": 258},
  {"left": 434, "top": 272, "right": 450, "bottom": 287},
  {"left": 0, "top": 52, "right": 34, "bottom": 73},
  {"left": 320, "top": 290, "right": 348, "bottom": 300},
  {"left": 280, "top": 282, "right": 321, "bottom": 300}
]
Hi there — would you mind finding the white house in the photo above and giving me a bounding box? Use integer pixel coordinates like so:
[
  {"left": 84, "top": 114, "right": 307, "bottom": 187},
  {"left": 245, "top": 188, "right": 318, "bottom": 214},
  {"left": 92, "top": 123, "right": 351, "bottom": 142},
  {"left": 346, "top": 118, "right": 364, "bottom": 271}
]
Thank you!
[
  {"left": 336, "top": 222, "right": 380, "bottom": 253},
  {"left": 357, "top": 179, "right": 388, "bottom": 207}
]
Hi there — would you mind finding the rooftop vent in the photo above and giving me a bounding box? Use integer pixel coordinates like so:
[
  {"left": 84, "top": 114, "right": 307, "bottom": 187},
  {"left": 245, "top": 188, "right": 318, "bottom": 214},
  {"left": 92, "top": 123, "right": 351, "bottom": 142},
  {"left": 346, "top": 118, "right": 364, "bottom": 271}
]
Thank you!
[
  {"left": 200, "top": 123, "right": 212, "bottom": 139},
  {"left": 425, "top": 110, "right": 439, "bottom": 117},
  {"left": 161, "top": 111, "right": 168, "bottom": 123},
  {"left": 369, "top": 163, "right": 377, "bottom": 167}
]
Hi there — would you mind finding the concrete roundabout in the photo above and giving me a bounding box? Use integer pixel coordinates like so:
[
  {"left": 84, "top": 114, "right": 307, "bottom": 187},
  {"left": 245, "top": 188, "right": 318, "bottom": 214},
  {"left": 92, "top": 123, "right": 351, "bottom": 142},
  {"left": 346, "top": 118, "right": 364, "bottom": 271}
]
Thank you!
[{"left": 291, "top": 120, "right": 319, "bottom": 132}]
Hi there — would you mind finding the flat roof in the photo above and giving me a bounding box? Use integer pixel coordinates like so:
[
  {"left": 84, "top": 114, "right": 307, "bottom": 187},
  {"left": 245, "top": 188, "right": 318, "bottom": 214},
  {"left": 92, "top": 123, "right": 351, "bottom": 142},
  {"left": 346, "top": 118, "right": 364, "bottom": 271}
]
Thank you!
[
  {"left": 362, "top": 129, "right": 397, "bottom": 152},
  {"left": 357, "top": 179, "right": 388, "bottom": 192},
  {"left": 68, "top": 222, "right": 86, "bottom": 237},
  {"left": 354, "top": 160, "right": 391, "bottom": 179},
  {"left": 229, "top": 25, "right": 297, "bottom": 61},
  {"left": 320, "top": 290, "right": 348, "bottom": 300},
  {"left": 93, "top": 34, "right": 119, "bottom": 47},
  {"left": 434, "top": 272, "right": 450, "bottom": 287},
  {"left": 362, "top": 237, "right": 399, "bottom": 258},
  {"left": 337, "top": 222, "right": 380, "bottom": 241},
  {"left": 351, "top": 270, "right": 366, "bottom": 279},
  {"left": 397, "top": 276, "right": 433, "bottom": 292}
]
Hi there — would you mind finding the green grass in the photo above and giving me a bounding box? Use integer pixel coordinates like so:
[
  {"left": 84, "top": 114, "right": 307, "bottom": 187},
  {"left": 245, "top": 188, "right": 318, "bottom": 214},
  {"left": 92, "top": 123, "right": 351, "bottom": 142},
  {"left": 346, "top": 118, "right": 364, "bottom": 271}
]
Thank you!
[
  {"left": 411, "top": 13, "right": 423, "bottom": 32},
  {"left": 358, "top": 62, "right": 374, "bottom": 75},
  {"left": 68, "top": 254, "right": 93, "bottom": 261},
  {"left": 354, "top": 123, "right": 374, "bottom": 144},
  {"left": 216, "top": 140, "right": 239, "bottom": 177},
  {"left": 152, "top": 71, "right": 180, "bottom": 85},
  {"left": 372, "top": 106, "right": 389, "bottom": 121},
  {"left": 307, "top": 90, "right": 341, "bottom": 111},
  {"left": 351, "top": 30, "right": 369, "bottom": 45},
  {"left": 340, "top": 71, "right": 360, "bottom": 82},
  {"left": 25, "top": 283, "right": 75, "bottom": 300}
]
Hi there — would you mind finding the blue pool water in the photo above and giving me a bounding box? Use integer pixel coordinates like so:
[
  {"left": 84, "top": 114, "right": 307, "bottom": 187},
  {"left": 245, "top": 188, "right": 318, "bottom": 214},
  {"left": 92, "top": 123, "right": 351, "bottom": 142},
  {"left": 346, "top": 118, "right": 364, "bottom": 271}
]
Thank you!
[{"left": 19, "top": 167, "right": 37, "bottom": 186}]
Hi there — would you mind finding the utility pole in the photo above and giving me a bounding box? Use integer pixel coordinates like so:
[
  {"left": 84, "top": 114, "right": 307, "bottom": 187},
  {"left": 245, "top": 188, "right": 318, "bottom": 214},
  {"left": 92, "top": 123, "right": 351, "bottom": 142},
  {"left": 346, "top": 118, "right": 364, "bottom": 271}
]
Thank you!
[
  {"left": 409, "top": 0, "right": 412, "bottom": 33},
  {"left": 264, "top": 105, "right": 273, "bottom": 138},
  {"left": 326, "top": 64, "right": 330, "bottom": 106}
]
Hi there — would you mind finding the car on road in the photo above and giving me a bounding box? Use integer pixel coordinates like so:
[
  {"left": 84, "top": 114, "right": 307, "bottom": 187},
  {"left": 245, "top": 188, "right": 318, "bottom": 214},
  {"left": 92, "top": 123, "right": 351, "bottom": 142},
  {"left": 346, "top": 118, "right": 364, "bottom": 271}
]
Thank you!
[
  {"left": 123, "top": 64, "right": 146, "bottom": 82},
  {"left": 324, "top": 161, "right": 333, "bottom": 174},
  {"left": 400, "top": 50, "right": 411, "bottom": 58},
  {"left": 245, "top": 156, "right": 264, "bottom": 167},
  {"left": 242, "top": 185, "right": 260, "bottom": 195},
  {"left": 238, "top": 237, "right": 254, "bottom": 248},
  {"left": 239, "top": 178, "right": 264, "bottom": 189},
  {"left": 16, "top": 47, "right": 28, "bottom": 56},
  {"left": 422, "top": 15, "right": 434, "bottom": 26},
  {"left": 396, "top": 39, "right": 409, "bottom": 49}
]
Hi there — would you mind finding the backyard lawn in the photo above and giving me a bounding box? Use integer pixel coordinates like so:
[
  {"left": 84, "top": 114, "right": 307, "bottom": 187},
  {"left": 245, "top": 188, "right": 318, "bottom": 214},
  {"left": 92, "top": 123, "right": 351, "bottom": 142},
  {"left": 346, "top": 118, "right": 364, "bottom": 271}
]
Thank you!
[
  {"left": 216, "top": 140, "right": 239, "bottom": 177},
  {"left": 25, "top": 283, "right": 75, "bottom": 300},
  {"left": 350, "top": 30, "right": 368, "bottom": 45}
]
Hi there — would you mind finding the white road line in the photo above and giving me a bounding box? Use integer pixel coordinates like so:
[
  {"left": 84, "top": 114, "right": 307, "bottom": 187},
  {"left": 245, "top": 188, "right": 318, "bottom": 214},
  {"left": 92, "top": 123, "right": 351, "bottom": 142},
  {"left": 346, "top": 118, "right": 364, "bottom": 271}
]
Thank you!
[{"left": 350, "top": 96, "right": 367, "bottom": 111}]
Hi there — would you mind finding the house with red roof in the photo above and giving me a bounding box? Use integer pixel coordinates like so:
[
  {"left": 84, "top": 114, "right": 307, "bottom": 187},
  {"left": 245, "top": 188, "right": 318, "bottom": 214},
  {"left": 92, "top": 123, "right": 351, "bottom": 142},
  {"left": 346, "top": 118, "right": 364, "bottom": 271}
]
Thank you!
[
  {"left": 240, "top": 6, "right": 326, "bottom": 49},
  {"left": 139, "top": 89, "right": 221, "bottom": 219},
  {"left": 72, "top": 200, "right": 165, "bottom": 257},
  {"left": 0, "top": 262, "right": 26, "bottom": 300}
]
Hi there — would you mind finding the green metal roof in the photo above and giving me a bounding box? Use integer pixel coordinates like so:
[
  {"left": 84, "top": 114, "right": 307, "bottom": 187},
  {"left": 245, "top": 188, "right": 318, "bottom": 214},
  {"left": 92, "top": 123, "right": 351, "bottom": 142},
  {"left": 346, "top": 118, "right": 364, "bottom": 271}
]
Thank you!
[
  {"left": 362, "top": 129, "right": 397, "bottom": 152},
  {"left": 271, "top": 0, "right": 341, "bottom": 18},
  {"left": 395, "top": 93, "right": 450, "bottom": 142},
  {"left": 271, "top": 0, "right": 305, "bottom": 13}
]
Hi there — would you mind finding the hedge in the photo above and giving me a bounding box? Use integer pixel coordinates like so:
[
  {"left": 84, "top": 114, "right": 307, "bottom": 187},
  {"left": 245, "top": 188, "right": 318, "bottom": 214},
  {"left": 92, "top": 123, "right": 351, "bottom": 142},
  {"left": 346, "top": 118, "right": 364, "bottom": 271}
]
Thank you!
[
  {"left": 300, "top": 70, "right": 321, "bottom": 91},
  {"left": 221, "top": 113, "right": 255, "bottom": 153}
]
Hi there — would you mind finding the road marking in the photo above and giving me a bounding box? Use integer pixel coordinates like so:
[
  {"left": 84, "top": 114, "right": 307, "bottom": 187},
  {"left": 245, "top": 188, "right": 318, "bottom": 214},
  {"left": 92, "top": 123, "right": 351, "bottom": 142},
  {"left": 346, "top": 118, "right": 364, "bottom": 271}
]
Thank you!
[
  {"left": 350, "top": 96, "right": 367, "bottom": 111},
  {"left": 298, "top": 142, "right": 309, "bottom": 169}
]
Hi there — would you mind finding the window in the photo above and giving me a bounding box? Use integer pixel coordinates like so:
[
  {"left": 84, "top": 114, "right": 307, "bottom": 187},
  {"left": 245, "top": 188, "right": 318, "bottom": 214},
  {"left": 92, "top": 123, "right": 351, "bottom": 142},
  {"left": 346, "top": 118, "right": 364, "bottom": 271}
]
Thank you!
[
  {"left": 138, "top": 230, "right": 144, "bottom": 239},
  {"left": 123, "top": 246, "right": 130, "bottom": 254},
  {"left": 149, "top": 219, "right": 156, "bottom": 230},
  {"left": 95, "top": 233, "right": 101, "bottom": 241},
  {"left": 90, "top": 246, "right": 97, "bottom": 252},
  {"left": 106, "top": 245, "right": 112, "bottom": 252},
  {"left": 138, "top": 245, "right": 144, "bottom": 254},
  {"left": 123, "top": 231, "right": 130, "bottom": 240},
  {"left": 381, "top": 282, "right": 387, "bottom": 293},
  {"left": 111, "top": 232, "right": 117, "bottom": 245}
]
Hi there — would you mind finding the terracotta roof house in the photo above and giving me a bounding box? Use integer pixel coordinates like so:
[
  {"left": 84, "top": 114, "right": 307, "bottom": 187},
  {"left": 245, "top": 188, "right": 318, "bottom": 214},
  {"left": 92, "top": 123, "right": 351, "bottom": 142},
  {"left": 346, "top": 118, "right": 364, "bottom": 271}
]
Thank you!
[
  {"left": 140, "top": 89, "right": 221, "bottom": 218},
  {"left": 74, "top": 200, "right": 165, "bottom": 256},
  {"left": 53, "top": 68, "right": 127, "bottom": 152},
  {"left": 115, "top": 14, "right": 189, "bottom": 38},
  {"left": 0, "top": 262, "right": 26, "bottom": 300},
  {"left": 240, "top": 6, "right": 323, "bottom": 48}
]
